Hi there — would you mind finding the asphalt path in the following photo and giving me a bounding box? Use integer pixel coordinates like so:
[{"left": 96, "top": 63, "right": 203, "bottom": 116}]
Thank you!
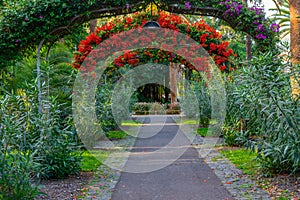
[{"left": 112, "top": 116, "right": 234, "bottom": 200}]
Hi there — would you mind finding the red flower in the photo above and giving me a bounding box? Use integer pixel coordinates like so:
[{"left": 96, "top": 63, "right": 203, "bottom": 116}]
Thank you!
[
  {"left": 220, "top": 65, "right": 227, "bottom": 71},
  {"left": 72, "top": 11, "right": 236, "bottom": 73}
]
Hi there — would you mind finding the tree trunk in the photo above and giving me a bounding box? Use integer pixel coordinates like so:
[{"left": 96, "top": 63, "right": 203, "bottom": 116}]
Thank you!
[
  {"left": 289, "top": 0, "right": 300, "bottom": 96},
  {"left": 246, "top": 35, "right": 252, "bottom": 61},
  {"left": 170, "top": 62, "right": 177, "bottom": 104},
  {"left": 243, "top": 0, "right": 252, "bottom": 61},
  {"left": 90, "top": 19, "right": 97, "bottom": 33}
]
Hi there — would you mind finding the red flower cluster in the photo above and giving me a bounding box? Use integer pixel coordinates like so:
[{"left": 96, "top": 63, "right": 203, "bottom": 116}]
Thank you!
[{"left": 73, "top": 11, "right": 236, "bottom": 72}]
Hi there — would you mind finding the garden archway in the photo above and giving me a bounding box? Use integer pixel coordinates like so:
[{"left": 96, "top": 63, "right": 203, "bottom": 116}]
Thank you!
[
  {"left": 73, "top": 11, "right": 236, "bottom": 72},
  {"left": 0, "top": 0, "right": 280, "bottom": 68}
]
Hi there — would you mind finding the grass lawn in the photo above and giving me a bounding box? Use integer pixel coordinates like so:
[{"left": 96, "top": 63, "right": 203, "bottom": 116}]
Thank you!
[
  {"left": 106, "top": 130, "right": 127, "bottom": 140},
  {"left": 81, "top": 150, "right": 109, "bottom": 172},
  {"left": 121, "top": 120, "right": 142, "bottom": 126},
  {"left": 178, "top": 118, "right": 218, "bottom": 125},
  {"left": 219, "top": 148, "right": 259, "bottom": 176},
  {"left": 81, "top": 129, "right": 128, "bottom": 171},
  {"left": 197, "top": 127, "right": 208, "bottom": 136},
  {"left": 219, "top": 148, "right": 299, "bottom": 199}
]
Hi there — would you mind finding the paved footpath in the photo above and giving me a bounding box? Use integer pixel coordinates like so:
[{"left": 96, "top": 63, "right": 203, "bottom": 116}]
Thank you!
[{"left": 111, "top": 116, "right": 234, "bottom": 200}]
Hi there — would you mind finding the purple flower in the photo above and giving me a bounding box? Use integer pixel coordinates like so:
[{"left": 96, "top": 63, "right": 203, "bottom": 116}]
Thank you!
[
  {"left": 225, "top": 9, "right": 231, "bottom": 15},
  {"left": 222, "top": 1, "right": 243, "bottom": 16},
  {"left": 251, "top": 6, "right": 264, "bottom": 15},
  {"left": 39, "top": 15, "right": 43, "bottom": 19},
  {"left": 253, "top": 20, "right": 260, "bottom": 25},
  {"left": 185, "top": 2, "right": 191, "bottom": 10},
  {"left": 270, "top": 23, "right": 280, "bottom": 32},
  {"left": 15, "top": 39, "right": 20, "bottom": 43},
  {"left": 256, "top": 24, "right": 266, "bottom": 32},
  {"left": 24, "top": 16, "right": 29, "bottom": 21},
  {"left": 256, "top": 33, "right": 266, "bottom": 40},
  {"left": 126, "top": 3, "right": 129, "bottom": 9}
]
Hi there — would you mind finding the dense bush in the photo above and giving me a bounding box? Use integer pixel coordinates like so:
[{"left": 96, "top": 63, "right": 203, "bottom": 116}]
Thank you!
[
  {"left": 190, "top": 73, "right": 212, "bottom": 127},
  {"left": 0, "top": 77, "right": 82, "bottom": 198},
  {"left": 96, "top": 81, "right": 118, "bottom": 132},
  {"left": 0, "top": 94, "right": 40, "bottom": 199},
  {"left": 180, "top": 89, "right": 198, "bottom": 118},
  {"left": 149, "top": 102, "right": 166, "bottom": 114},
  {"left": 224, "top": 51, "right": 300, "bottom": 173},
  {"left": 34, "top": 102, "right": 82, "bottom": 179},
  {"left": 133, "top": 102, "right": 151, "bottom": 115}
]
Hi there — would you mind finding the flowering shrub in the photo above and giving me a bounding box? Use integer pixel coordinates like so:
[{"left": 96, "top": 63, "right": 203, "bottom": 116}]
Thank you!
[
  {"left": 221, "top": 0, "right": 244, "bottom": 16},
  {"left": 73, "top": 11, "right": 236, "bottom": 72},
  {"left": 217, "top": 1, "right": 280, "bottom": 49}
]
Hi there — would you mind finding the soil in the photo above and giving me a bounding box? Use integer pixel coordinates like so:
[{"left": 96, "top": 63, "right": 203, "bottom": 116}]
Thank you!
[
  {"left": 257, "top": 173, "right": 300, "bottom": 199},
  {"left": 217, "top": 146, "right": 300, "bottom": 199},
  {"left": 35, "top": 172, "right": 94, "bottom": 200}
]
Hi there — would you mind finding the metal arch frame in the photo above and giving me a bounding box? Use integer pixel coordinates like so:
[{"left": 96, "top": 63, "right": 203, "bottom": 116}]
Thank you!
[{"left": 36, "top": 1, "right": 150, "bottom": 113}]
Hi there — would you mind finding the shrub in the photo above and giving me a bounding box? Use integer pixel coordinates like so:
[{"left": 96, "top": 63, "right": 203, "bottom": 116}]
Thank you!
[
  {"left": 34, "top": 102, "right": 82, "bottom": 180},
  {"left": 180, "top": 90, "right": 198, "bottom": 118},
  {"left": 225, "top": 51, "right": 300, "bottom": 173},
  {"left": 112, "top": 84, "right": 136, "bottom": 123},
  {"left": 133, "top": 102, "right": 151, "bottom": 114},
  {"left": 149, "top": 102, "right": 165, "bottom": 114},
  {"left": 0, "top": 94, "right": 40, "bottom": 199},
  {"left": 96, "top": 82, "right": 118, "bottom": 132}
]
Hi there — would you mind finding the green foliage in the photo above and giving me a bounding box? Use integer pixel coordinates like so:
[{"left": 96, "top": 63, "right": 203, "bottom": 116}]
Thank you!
[
  {"left": 133, "top": 102, "right": 168, "bottom": 115},
  {"left": 96, "top": 81, "right": 118, "bottom": 132},
  {"left": 270, "top": 0, "right": 290, "bottom": 38},
  {"left": 224, "top": 49, "right": 300, "bottom": 173},
  {"left": 34, "top": 103, "right": 82, "bottom": 179},
  {"left": 190, "top": 73, "right": 212, "bottom": 127},
  {"left": 3, "top": 91, "right": 82, "bottom": 180},
  {"left": 149, "top": 102, "right": 166, "bottom": 114},
  {"left": 112, "top": 84, "right": 136, "bottom": 124},
  {"left": 0, "top": 95, "right": 41, "bottom": 199},
  {"left": 133, "top": 102, "right": 151, "bottom": 115},
  {"left": 180, "top": 88, "right": 198, "bottom": 118},
  {"left": 106, "top": 130, "right": 127, "bottom": 140}
]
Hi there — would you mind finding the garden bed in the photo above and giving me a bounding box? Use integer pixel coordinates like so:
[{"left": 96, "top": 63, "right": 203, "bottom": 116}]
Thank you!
[
  {"left": 35, "top": 172, "right": 93, "bottom": 200},
  {"left": 219, "top": 147, "right": 300, "bottom": 200}
]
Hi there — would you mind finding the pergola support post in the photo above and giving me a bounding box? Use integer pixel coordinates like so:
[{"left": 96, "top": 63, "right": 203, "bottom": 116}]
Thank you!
[{"left": 37, "top": 39, "right": 44, "bottom": 114}]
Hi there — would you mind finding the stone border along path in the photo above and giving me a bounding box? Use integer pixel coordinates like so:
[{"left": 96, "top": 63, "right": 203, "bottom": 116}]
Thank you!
[
  {"left": 191, "top": 136, "right": 271, "bottom": 200},
  {"left": 82, "top": 116, "right": 271, "bottom": 200}
]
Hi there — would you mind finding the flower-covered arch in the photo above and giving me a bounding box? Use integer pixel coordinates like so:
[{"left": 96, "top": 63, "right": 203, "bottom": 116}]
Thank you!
[
  {"left": 73, "top": 11, "right": 236, "bottom": 72},
  {"left": 0, "top": 0, "right": 280, "bottom": 69}
]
